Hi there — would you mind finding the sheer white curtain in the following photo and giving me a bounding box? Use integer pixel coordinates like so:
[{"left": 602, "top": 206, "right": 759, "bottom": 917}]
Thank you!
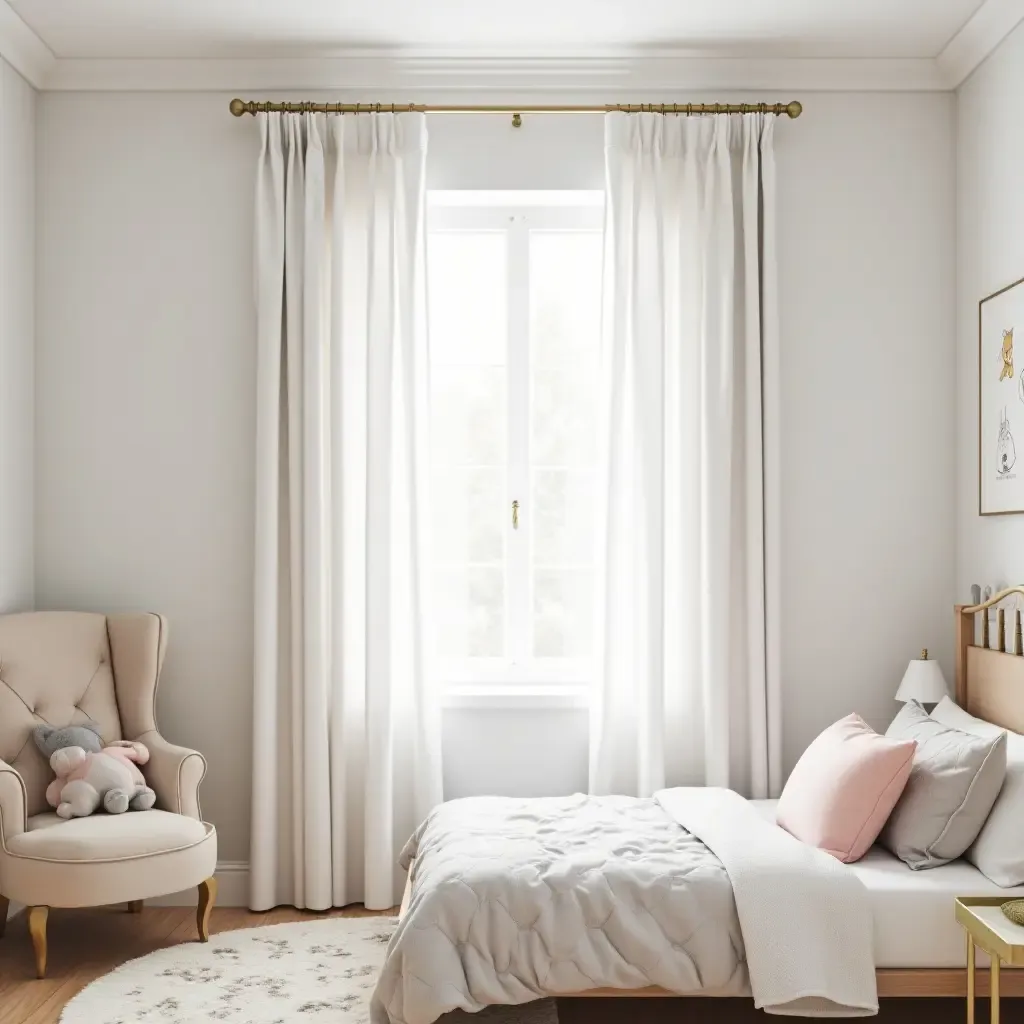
[
  {"left": 250, "top": 112, "right": 442, "bottom": 911},
  {"left": 590, "top": 112, "right": 781, "bottom": 799}
]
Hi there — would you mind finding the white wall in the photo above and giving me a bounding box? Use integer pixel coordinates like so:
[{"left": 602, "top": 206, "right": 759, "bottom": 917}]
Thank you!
[
  {"left": 36, "top": 94, "right": 256, "bottom": 860},
  {"left": 0, "top": 59, "right": 34, "bottom": 612},
  {"left": 778, "top": 94, "right": 956, "bottom": 768},
  {"left": 35, "top": 90, "right": 955, "bottom": 863},
  {"left": 956, "top": 22, "right": 1024, "bottom": 599}
]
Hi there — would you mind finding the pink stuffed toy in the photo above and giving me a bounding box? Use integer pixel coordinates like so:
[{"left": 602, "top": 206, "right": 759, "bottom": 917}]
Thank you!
[{"left": 33, "top": 723, "right": 157, "bottom": 818}]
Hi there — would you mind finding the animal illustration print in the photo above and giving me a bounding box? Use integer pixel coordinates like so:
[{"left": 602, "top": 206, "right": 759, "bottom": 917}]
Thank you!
[
  {"left": 1001, "top": 328, "right": 1015, "bottom": 381},
  {"left": 998, "top": 408, "right": 1017, "bottom": 474}
]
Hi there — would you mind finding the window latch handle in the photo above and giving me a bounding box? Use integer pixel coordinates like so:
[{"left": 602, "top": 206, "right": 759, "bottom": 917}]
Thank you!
[{"left": 512, "top": 500, "right": 520, "bottom": 530}]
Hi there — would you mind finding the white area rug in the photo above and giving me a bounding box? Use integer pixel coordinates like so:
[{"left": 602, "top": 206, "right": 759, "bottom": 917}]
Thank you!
[{"left": 60, "top": 915, "right": 558, "bottom": 1024}]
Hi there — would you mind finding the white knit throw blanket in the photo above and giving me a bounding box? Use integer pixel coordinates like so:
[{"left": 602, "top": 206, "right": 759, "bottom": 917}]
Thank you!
[{"left": 656, "top": 788, "right": 878, "bottom": 1017}]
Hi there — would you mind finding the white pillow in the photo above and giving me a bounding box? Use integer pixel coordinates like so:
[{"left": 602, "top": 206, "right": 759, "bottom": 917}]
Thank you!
[{"left": 930, "top": 695, "right": 1024, "bottom": 886}]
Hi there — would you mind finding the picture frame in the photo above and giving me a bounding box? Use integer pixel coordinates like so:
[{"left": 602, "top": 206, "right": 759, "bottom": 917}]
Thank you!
[{"left": 980, "top": 275, "right": 1024, "bottom": 515}]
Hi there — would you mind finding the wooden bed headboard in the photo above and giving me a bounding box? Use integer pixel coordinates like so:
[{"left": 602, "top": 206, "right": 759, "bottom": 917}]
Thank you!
[{"left": 956, "top": 585, "right": 1024, "bottom": 733}]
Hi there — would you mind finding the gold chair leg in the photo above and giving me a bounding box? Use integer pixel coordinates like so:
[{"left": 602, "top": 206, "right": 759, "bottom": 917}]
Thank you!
[
  {"left": 196, "top": 877, "right": 217, "bottom": 942},
  {"left": 128, "top": 900, "right": 144, "bottom": 914},
  {"left": 0, "top": 896, "right": 9, "bottom": 938},
  {"left": 27, "top": 906, "right": 48, "bottom": 978}
]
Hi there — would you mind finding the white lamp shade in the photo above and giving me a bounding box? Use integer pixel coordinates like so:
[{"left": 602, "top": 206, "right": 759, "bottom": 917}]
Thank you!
[{"left": 895, "top": 655, "right": 949, "bottom": 704}]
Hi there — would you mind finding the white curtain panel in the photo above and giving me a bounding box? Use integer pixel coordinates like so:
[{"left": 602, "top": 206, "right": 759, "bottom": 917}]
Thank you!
[
  {"left": 590, "top": 112, "right": 781, "bottom": 800},
  {"left": 250, "top": 112, "right": 442, "bottom": 912}
]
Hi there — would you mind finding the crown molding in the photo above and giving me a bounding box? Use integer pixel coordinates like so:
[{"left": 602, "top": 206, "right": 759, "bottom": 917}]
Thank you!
[
  {"left": 0, "top": 0, "right": 54, "bottom": 88},
  {"left": 1, "top": 0, "right": 1021, "bottom": 95},
  {"left": 937, "top": 0, "right": 1024, "bottom": 87},
  {"left": 43, "top": 54, "right": 947, "bottom": 93}
]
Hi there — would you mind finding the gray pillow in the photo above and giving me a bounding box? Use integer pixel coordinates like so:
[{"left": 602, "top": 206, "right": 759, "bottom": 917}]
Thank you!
[{"left": 880, "top": 701, "right": 1007, "bottom": 870}]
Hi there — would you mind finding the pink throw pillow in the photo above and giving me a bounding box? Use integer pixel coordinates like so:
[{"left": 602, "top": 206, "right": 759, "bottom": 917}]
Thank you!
[{"left": 776, "top": 713, "right": 916, "bottom": 863}]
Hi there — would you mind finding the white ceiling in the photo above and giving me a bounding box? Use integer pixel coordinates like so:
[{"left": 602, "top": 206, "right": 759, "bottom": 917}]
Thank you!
[
  {"left": 0, "top": 0, "right": 1022, "bottom": 92},
  {"left": 4, "top": 0, "right": 991, "bottom": 59}
]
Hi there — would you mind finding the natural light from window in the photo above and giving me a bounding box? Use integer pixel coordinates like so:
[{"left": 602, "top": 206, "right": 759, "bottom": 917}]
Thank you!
[{"left": 427, "top": 191, "right": 603, "bottom": 697}]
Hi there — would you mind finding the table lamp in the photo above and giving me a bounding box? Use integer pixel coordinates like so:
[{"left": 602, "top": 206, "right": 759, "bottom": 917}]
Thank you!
[{"left": 895, "top": 649, "right": 949, "bottom": 706}]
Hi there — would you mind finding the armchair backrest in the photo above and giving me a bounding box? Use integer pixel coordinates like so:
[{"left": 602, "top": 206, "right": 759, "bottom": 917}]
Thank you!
[{"left": 0, "top": 612, "right": 167, "bottom": 816}]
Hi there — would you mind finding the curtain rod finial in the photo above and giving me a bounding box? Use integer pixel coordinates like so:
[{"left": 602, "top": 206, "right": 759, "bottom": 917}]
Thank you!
[
  {"left": 229, "top": 98, "right": 247, "bottom": 117},
  {"left": 786, "top": 100, "right": 803, "bottom": 119}
]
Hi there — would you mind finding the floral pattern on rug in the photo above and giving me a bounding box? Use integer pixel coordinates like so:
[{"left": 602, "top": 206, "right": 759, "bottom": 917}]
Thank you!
[{"left": 59, "top": 915, "right": 557, "bottom": 1024}]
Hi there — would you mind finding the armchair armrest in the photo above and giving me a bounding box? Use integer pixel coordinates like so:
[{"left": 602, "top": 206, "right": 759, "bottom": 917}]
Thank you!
[
  {"left": 138, "top": 730, "right": 207, "bottom": 821},
  {"left": 0, "top": 757, "right": 26, "bottom": 847}
]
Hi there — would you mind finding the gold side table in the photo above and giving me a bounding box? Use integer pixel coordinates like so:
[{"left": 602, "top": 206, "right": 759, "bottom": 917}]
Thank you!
[{"left": 956, "top": 897, "right": 1024, "bottom": 1024}]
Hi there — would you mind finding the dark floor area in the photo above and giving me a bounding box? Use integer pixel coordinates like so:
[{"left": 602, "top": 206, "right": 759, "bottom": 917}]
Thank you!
[{"left": 558, "top": 997, "right": 1021, "bottom": 1023}]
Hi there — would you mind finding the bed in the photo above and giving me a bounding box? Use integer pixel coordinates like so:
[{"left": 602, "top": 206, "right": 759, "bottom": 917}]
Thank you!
[
  {"left": 749, "top": 801, "right": 1024, "bottom": 970},
  {"left": 371, "top": 590, "right": 1024, "bottom": 1023}
]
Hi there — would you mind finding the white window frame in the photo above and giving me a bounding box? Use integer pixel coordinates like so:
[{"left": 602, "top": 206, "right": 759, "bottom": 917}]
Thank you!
[{"left": 427, "top": 191, "right": 603, "bottom": 708}]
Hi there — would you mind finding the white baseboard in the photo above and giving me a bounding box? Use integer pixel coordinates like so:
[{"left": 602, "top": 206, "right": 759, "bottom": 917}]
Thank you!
[{"left": 148, "top": 861, "right": 249, "bottom": 908}]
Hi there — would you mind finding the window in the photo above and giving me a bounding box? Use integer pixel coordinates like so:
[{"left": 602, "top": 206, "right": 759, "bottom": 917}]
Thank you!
[{"left": 427, "top": 192, "right": 603, "bottom": 700}]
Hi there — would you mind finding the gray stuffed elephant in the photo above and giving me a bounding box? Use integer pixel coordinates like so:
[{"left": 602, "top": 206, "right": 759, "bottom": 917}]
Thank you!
[{"left": 33, "top": 722, "right": 157, "bottom": 818}]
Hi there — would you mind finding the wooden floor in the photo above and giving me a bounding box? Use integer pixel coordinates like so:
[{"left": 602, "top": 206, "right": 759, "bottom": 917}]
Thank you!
[
  {"left": 0, "top": 905, "right": 1012, "bottom": 1024},
  {"left": 0, "top": 903, "right": 384, "bottom": 1024}
]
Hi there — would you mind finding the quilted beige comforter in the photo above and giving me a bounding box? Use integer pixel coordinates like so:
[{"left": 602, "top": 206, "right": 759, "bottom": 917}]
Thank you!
[{"left": 370, "top": 790, "right": 876, "bottom": 1024}]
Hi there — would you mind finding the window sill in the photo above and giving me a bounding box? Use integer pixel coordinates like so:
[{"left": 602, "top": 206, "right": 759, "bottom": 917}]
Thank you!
[{"left": 441, "top": 685, "right": 591, "bottom": 710}]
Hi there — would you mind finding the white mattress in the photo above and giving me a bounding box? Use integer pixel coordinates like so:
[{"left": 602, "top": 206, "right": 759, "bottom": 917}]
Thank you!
[{"left": 750, "top": 799, "right": 1024, "bottom": 967}]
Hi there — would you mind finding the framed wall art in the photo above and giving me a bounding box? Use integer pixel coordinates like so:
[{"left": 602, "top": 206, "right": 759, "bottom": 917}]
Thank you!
[{"left": 980, "top": 275, "right": 1024, "bottom": 515}]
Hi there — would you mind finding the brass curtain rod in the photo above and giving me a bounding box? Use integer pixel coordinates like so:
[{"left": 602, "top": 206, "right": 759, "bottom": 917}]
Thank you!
[{"left": 229, "top": 98, "right": 802, "bottom": 119}]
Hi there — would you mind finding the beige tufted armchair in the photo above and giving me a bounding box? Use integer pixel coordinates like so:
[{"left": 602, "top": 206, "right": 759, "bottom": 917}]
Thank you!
[{"left": 0, "top": 612, "right": 217, "bottom": 977}]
